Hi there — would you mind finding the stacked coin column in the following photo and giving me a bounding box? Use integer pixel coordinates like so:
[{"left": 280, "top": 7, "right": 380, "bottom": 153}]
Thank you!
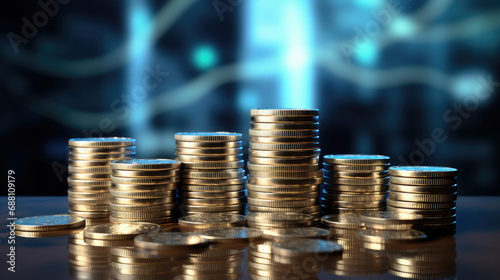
[
  {"left": 247, "top": 109, "right": 322, "bottom": 224},
  {"left": 67, "top": 137, "right": 136, "bottom": 220},
  {"left": 387, "top": 166, "right": 458, "bottom": 234},
  {"left": 321, "top": 155, "right": 390, "bottom": 215},
  {"left": 175, "top": 132, "right": 247, "bottom": 215},
  {"left": 109, "top": 159, "right": 180, "bottom": 224}
]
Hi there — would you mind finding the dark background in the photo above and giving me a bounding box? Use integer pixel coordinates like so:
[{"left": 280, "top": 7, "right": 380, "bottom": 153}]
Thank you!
[{"left": 1, "top": 0, "right": 499, "bottom": 196}]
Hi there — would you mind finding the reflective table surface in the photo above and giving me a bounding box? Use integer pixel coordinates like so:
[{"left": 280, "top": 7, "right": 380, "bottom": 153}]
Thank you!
[{"left": 1, "top": 196, "right": 499, "bottom": 280}]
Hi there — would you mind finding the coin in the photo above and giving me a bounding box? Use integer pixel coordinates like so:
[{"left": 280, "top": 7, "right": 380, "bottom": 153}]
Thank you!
[
  {"left": 250, "top": 109, "right": 319, "bottom": 116},
  {"left": 250, "top": 136, "right": 320, "bottom": 143},
  {"left": 176, "top": 147, "right": 243, "bottom": 155},
  {"left": 386, "top": 206, "right": 456, "bottom": 217},
  {"left": 68, "top": 191, "right": 110, "bottom": 199},
  {"left": 248, "top": 197, "right": 316, "bottom": 208},
  {"left": 111, "top": 183, "right": 177, "bottom": 191},
  {"left": 69, "top": 204, "right": 109, "bottom": 212},
  {"left": 323, "top": 155, "right": 390, "bottom": 165},
  {"left": 320, "top": 198, "right": 386, "bottom": 208},
  {"left": 68, "top": 210, "right": 109, "bottom": 219},
  {"left": 246, "top": 184, "right": 319, "bottom": 193},
  {"left": 248, "top": 191, "right": 318, "bottom": 200},
  {"left": 323, "top": 163, "right": 389, "bottom": 172},
  {"left": 249, "top": 142, "right": 319, "bottom": 151},
  {"left": 111, "top": 176, "right": 179, "bottom": 185},
  {"left": 179, "top": 204, "right": 246, "bottom": 213},
  {"left": 261, "top": 227, "right": 330, "bottom": 240},
  {"left": 179, "top": 197, "right": 246, "bottom": 206},
  {"left": 325, "top": 177, "right": 388, "bottom": 185},
  {"left": 181, "top": 169, "right": 246, "bottom": 179},
  {"left": 321, "top": 191, "right": 387, "bottom": 202},
  {"left": 109, "top": 203, "right": 176, "bottom": 212},
  {"left": 69, "top": 152, "right": 135, "bottom": 161},
  {"left": 110, "top": 159, "right": 180, "bottom": 170},
  {"left": 180, "top": 160, "right": 244, "bottom": 169},
  {"left": 176, "top": 154, "right": 243, "bottom": 162},
  {"left": 320, "top": 214, "right": 362, "bottom": 229},
  {"left": 249, "top": 156, "right": 320, "bottom": 165},
  {"left": 388, "top": 183, "right": 457, "bottom": 194},
  {"left": 356, "top": 229, "right": 426, "bottom": 243},
  {"left": 248, "top": 205, "right": 320, "bottom": 213},
  {"left": 69, "top": 146, "right": 136, "bottom": 154},
  {"left": 200, "top": 227, "right": 263, "bottom": 243},
  {"left": 67, "top": 178, "right": 111, "bottom": 186},
  {"left": 179, "top": 190, "right": 245, "bottom": 199},
  {"left": 68, "top": 159, "right": 110, "bottom": 167},
  {"left": 386, "top": 199, "right": 456, "bottom": 210},
  {"left": 249, "top": 170, "right": 322, "bottom": 179},
  {"left": 249, "top": 129, "right": 319, "bottom": 138},
  {"left": 109, "top": 210, "right": 173, "bottom": 219},
  {"left": 110, "top": 197, "right": 174, "bottom": 205},
  {"left": 83, "top": 223, "right": 161, "bottom": 240},
  {"left": 359, "top": 211, "right": 423, "bottom": 230},
  {"left": 181, "top": 177, "right": 246, "bottom": 185},
  {"left": 249, "top": 148, "right": 321, "bottom": 158},
  {"left": 246, "top": 212, "right": 314, "bottom": 227},
  {"left": 69, "top": 137, "right": 136, "bottom": 147},
  {"left": 176, "top": 141, "right": 243, "bottom": 148},
  {"left": 112, "top": 169, "right": 179, "bottom": 178},
  {"left": 68, "top": 166, "right": 111, "bottom": 174},
  {"left": 175, "top": 132, "right": 242, "bottom": 142},
  {"left": 389, "top": 177, "right": 457, "bottom": 186},
  {"left": 271, "top": 239, "right": 343, "bottom": 257},
  {"left": 324, "top": 170, "right": 389, "bottom": 178},
  {"left": 389, "top": 191, "right": 457, "bottom": 203},
  {"left": 69, "top": 173, "right": 110, "bottom": 180},
  {"left": 247, "top": 163, "right": 319, "bottom": 172},
  {"left": 180, "top": 184, "right": 245, "bottom": 192},
  {"left": 250, "top": 115, "right": 319, "bottom": 122},
  {"left": 15, "top": 214, "right": 85, "bottom": 232},
  {"left": 67, "top": 197, "right": 110, "bottom": 205},
  {"left": 109, "top": 189, "right": 175, "bottom": 199},
  {"left": 134, "top": 232, "right": 209, "bottom": 249},
  {"left": 178, "top": 213, "right": 246, "bottom": 229},
  {"left": 249, "top": 177, "right": 323, "bottom": 186},
  {"left": 15, "top": 227, "right": 85, "bottom": 238},
  {"left": 323, "top": 183, "right": 388, "bottom": 193},
  {"left": 388, "top": 166, "right": 458, "bottom": 178},
  {"left": 109, "top": 216, "right": 175, "bottom": 224}
]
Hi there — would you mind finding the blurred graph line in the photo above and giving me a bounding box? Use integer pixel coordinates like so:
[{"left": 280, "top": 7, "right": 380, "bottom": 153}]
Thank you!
[
  {"left": 1, "top": 0, "right": 197, "bottom": 78},
  {"left": 412, "top": 0, "right": 455, "bottom": 23}
]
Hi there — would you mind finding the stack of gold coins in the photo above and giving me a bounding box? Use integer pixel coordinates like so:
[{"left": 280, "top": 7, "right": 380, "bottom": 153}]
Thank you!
[
  {"left": 321, "top": 154, "right": 390, "bottom": 215},
  {"left": 109, "top": 159, "right": 180, "bottom": 224},
  {"left": 387, "top": 166, "right": 458, "bottom": 234},
  {"left": 247, "top": 109, "right": 322, "bottom": 221},
  {"left": 68, "top": 137, "right": 136, "bottom": 220},
  {"left": 174, "top": 132, "right": 246, "bottom": 216},
  {"left": 68, "top": 230, "right": 111, "bottom": 280}
]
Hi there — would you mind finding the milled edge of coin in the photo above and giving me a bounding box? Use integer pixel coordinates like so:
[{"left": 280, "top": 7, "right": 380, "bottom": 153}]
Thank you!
[
  {"left": 174, "top": 132, "right": 242, "bottom": 142},
  {"left": 250, "top": 109, "right": 319, "bottom": 116},
  {"left": 69, "top": 137, "right": 136, "bottom": 147},
  {"left": 323, "top": 154, "right": 390, "bottom": 165},
  {"left": 388, "top": 166, "right": 458, "bottom": 178}
]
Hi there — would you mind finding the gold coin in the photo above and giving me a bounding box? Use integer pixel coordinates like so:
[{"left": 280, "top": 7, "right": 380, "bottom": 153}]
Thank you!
[
  {"left": 174, "top": 132, "right": 242, "bottom": 142},
  {"left": 249, "top": 170, "right": 322, "bottom": 179},
  {"left": 389, "top": 177, "right": 457, "bottom": 186},
  {"left": 180, "top": 160, "right": 244, "bottom": 169},
  {"left": 323, "top": 163, "right": 389, "bottom": 172},
  {"left": 247, "top": 163, "right": 318, "bottom": 172},
  {"left": 111, "top": 183, "right": 177, "bottom": 191},
  {"left": 69, "top": 146, "right": 135, "bottom": 154},
  {"left": 249, "top": 156, "right": 319, "bottom": 165},
  {"left": 68, "top": 159, "right": 110, "bottom": 167},
  {"left": 110, "top": 210, "right": 173, "bottom": 219},
  {"left": 182, "top": 210, "right": 244, "bottom": 216},
  {"left": 324, "top": 170, "right": 389, "bottom": 178},
  {"left": 68, "top": 191, "right": 110, "bottom": 199},
  {"left": 179, "top": 190, "right": 245, "bottom": 199},
  {"left": 250, "top": 109, "right": 319, "bottom": 117},
  {"left": 271, "top": 239, "right": 343, "bottom": 257},
  {"left": 388, "top": 191, "right": 457, "bottom": 203},
  {"left": 176, "top": 154, "right": 243, "bottom": 162},
  {"left": 69, "top": 152, "right": 135, "bottom": 161},
  {"left": 109, "top": 203, "right": 175, "bottom": 212},
  {"left": 68, "top": 197, "right": 110, "bottom": 205},
  {"left": 247, "top": 212, "right": 314, "bottom": 227},
  {"left": 323, "top": 183, "right": 388, "bottom": 193},
  {"left": 325, "top": 177, "right": 388, "bottom": 185},
  {"left": 246, "top": 183, "right": 319, "bottom": 193},
  {"left": 247, "top": 205, "right": 320, "bottom": 213},
  {"left": 322, "top": 206, "right": 385, "bottom": 215},
  {"left": 247, "top": 197, "right": 317, "bottom": 208},
  {"left": 178, "top": 203, "right": 246, "bottom": 213},
  {"left": 181, "top": 177, "right": 247, "bottom": 185},
  {"left": 386, "top": 206, "right": 456, "bottom": 217},
  {"left": 320, "top": 199, "right": 386, "bottom": 208},
  {"left": 320, "top": 214, "right": 362, "bottom": 229},
  {"left": 110, "top": 189, "right": 175, "bottom": 199},
  {"left": 69, "top": 203, "right": 109, "bottom": 212},
  {"left": 355, "top": 228, "right": 426, "bottom": 243},
  {"left": 389, "top": 183, "right": 457, "bottom": 194},
  {"left": 109, "top": 216, "right": 175, "bottom": 224},
  {"left": 388, "top": 166, "right": 458, "bottom": 178},
  {"left": 248, "top": 177, "right": 322, "bottom": 186},
  {"left": 251, "top": 122, "right": 319, "bottom": 130},
  {"left": 68, "top": 173, "right": 110, "bottom": 180},
  {"left": 422, "top": 215, "right": 457, "bottom": 225},
  {"left": 249, "top": 142, "right": 319, "bottom": 151},
  {"left": 134, "top": 232, "right": 209, "bottom": 249},
  {"left": 84, "top": 223, "right": 161, "bottom": 240},
  {"left": 110, "top": 197, "right": 175, "bottom": 205},
  {"left": 110, "top": 159, "right": 180, "bottom": 170},
  {"left": 249, "top": 148, "right": 321, "bottom": 158},
  {"left": 67, "top": 178, "right": 111, "bottom": 187},
  {"left": 111, "top": 176, "right": 179, "bottom": 185},
  {"left": 178, "top": 213, "right": 246, "bottom": 229},
  {"left": 111, "top": 169, "right": 179, "bottom": 178},
  {"left": 323, "top": 154, "right": 390, "bottom": 165},
  {"left": 175, "top": 147, "right": 243, "bottom": 156},
  {"left": 249, "top": 129, "right": 319, "bottom": 138},
  {"left": 248, "top": 191, "right": 317, "bottom": 200},
  {"left": 68, "top": 166, "right": 111, "bottom": 174},
  {"left": 15, "top": 214, "right": 86, "bottom": 232},
  {"left": 200, "top": 227, "right": 263, "bottom": 243},
  {"left": 181, "top": 169, "right": 245, "bottom": 179},
  {"left": 176, "top": 141, "right": 242, "bottom": 148},
  {"left": 321, "top": 191, "right": 387, "bottom": 202},
  {"left": 16, "top": 227, "right": 85, "bottom": 238},
  {"left": 180, "top": 184, "right": 245, "bottom": 192},
  {"left": 179, "top": 197, "right": 246, "bottom": 206},
  {"left": 68, "top": 210, "right": 109, "bottom": 219},
  {"left": 250, "top": 115, "right": 319, "bottom": 122},
  {"left": 250, "top": 136, "right": 319, "bottom": 143},
  {"left": 261, "top": 227, "right": 330, "bottom": 240},
  {"left": 386, "top": 199, "right": 456, "bottom": 210},
  {"left": 69, "top": 137, "right": 136, "bottom": 147}
]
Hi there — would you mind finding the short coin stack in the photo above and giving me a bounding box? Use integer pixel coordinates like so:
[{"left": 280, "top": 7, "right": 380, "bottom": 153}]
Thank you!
[
  {"left": 109, "top": 159, "right": 180, "bottom": 224},
  {"left": 321, "top": 154, "right": 390, "bottom": 215},
  {"left": 175, "top": 132, "right": 246, "bottom": 216},
  {"left": 387, "top": 166, "right": 458, "bottom": 234},
  {"left": 247, "top": 109, "right": 322, "bottom": 223},
  {"left": 67, "top": 137, "right": 136, "bottom": 220}
]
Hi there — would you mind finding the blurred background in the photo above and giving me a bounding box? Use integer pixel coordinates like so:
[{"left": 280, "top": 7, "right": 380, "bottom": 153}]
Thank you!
[{"left": 1, "top": 0, "right": 499, "bottom": 196}]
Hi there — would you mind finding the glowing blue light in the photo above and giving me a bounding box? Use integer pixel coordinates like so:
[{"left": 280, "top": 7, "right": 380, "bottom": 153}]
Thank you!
[
  {"left": 355, "top": 0, "right": 384, "bottom": 9},
  {"left": 452, "top": 70, "right": 490, "bottom": 102},
  {"left": 390, "top": 17, "right": 418, "bottom": 37},
  {"left": 192, "top": 44, "right": 219, "bottom": 70},
  {"left": 354, "top": 42, "right": 378, "bottom": 65},
  {"left": 237, "top": 89, "right": 259, "bottom": 110}
]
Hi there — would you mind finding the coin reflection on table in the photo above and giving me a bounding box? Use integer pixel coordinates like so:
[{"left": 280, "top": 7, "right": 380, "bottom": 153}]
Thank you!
[{"left": 68, "top": 230, "right": 111, "bottom": 280}]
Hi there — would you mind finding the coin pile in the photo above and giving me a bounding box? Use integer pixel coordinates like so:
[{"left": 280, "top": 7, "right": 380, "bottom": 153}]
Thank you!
[
  {"left": 247, "top": 109, "right": 322, "bottom": 222},
  {"left": 321, "top": 214, "right": 388, "bottom": 277},
  {"left": 387, "top": 166, "right": 458, "bottom": 233},
  {"left": 109, "top": 159, "right": 180, "bottom": 224},
  {"left": 321, "top": 154, "right": 390, "bottom": 215},
  {"left": 175, "top": 132, "right": 247, "bottom": 215},
  {"left": 68, "top": 230, "right": 111, "bottom": 279},
  {"left": 68, "top": 137, "right": 136, "bottom": 219}
]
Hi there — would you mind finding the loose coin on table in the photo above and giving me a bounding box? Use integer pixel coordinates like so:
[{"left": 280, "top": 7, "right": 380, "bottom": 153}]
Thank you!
[
  {"left": 199, "top": 227, "right": 263, "bottom": 243},
  {"left": 15, "top": 214, "right": 85, "bottom": 232},
  {"left": 271, "top": 239, "right": 343, "bottom": 257},
  {"left": 134, "top": 232, "right": 210, "bottom": 249},
  {"left": 178, "top": 213, "right": 246, "bottom": 229},
  {"left": 320, "top": 214, "right": 362, "bottom": 229},
  {"left": 262, "top": 227, "right": 331, "bottom": 240},
  {"left": 83, "top": 223, "right": 161, "bottom": 240}
]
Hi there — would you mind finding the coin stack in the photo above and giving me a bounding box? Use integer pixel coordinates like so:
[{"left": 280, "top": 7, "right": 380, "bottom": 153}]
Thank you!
[
  {"left": 387, "top": 166, "right": 458, "bottom": 234},
  {"left": 67, "top": 137, "right": 136, "bottom": 220},
  {"left": 109, "top": 159, "right": 180, "bottom": 224},
  {"left": 68, "top": 230, "right": 111, "bottom": 280},
  {"left": 247, "top": 109, "right": 322, "bottom": 223},
  {"left": 175, "top": 132, "right": 246, "bottom": 216},
  {"left": 321, "top": 154, "right": 390, "bottom": 215}
]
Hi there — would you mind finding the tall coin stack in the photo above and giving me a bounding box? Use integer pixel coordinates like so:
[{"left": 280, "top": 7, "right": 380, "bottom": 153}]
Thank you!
[
  {"left": 175, "top": 132, "right": 247, "bottom": 216},
  {"left": 68, "top": 137, "right": 136, "bottom": 220},
  {"left": 109, "top": 159, "right": 180, "bottom": 224},
  {"left": 247, "top": 109, "right": 322, "bottom": 224},
  {"left": 321, "top": 155, "right": 390, "bottom": 215},
  {"left": 387, "top": 166, "right": 458, "bottom": 234}
]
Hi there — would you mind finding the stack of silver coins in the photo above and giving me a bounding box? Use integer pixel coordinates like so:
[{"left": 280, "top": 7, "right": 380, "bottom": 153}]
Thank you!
[
  {"left": 247, "top": 109, "right": 322, "bottom": 224},
  {"left": 321, "top": 155, "right": 390, "bottom": 215},
  {"left": 175, "top": 132, "right": 246, "bottom": 215},
  {"left": 387, "top": 166, "right": 458, "bottom": 233},
  {"left": 67, "top": 137, "right": 136, "bottom": 220},
  {"left": 109, "top": 159, "right": 180, "bottom": 224}
]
